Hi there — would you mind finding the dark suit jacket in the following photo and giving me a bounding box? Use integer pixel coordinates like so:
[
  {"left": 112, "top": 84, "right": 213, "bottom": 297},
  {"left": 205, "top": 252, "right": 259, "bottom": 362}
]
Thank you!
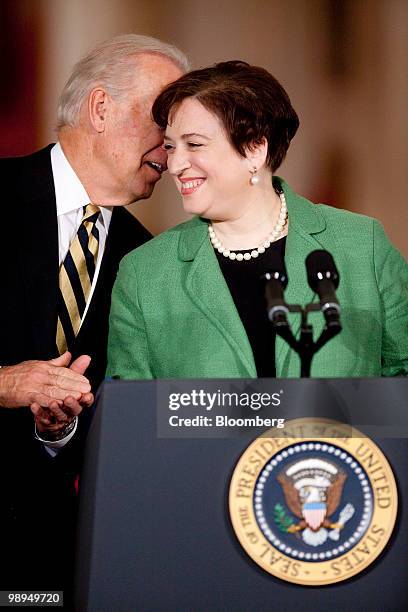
[{"left": 0, "top": 145, "right": 151, "bottom": 591}]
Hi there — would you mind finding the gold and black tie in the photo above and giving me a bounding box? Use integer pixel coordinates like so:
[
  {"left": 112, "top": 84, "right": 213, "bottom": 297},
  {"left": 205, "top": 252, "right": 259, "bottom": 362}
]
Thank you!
[{"left": 56, "top": 204, "right": 100, "bottom": 354}]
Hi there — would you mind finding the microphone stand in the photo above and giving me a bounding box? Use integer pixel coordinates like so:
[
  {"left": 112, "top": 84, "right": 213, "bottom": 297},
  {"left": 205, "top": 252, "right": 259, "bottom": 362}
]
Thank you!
[{"left": 270, "top": 302, "right": 342, "bottom": 378}]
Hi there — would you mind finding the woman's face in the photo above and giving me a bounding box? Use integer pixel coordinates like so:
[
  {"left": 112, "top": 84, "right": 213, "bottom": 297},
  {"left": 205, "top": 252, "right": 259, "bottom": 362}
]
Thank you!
[{"left": 164, "top": 98, "right": 253, "bottom": 220}]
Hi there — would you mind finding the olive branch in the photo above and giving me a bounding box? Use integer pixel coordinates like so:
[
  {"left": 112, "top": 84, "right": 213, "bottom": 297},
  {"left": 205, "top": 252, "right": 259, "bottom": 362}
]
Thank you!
[{"left": 273, "top": 503, "right": 294, "bottom": 533}]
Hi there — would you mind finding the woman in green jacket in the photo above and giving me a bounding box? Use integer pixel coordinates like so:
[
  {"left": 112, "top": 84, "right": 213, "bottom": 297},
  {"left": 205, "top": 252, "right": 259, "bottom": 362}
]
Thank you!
[{"left": 107, "top": 61, "right": 408, "bottom": 379}]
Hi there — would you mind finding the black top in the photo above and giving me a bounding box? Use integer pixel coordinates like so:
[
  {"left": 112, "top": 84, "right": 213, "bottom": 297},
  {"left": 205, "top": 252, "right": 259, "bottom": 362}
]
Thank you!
[{"left": 215, "top": 237, "right": 286, "bottom": 377}]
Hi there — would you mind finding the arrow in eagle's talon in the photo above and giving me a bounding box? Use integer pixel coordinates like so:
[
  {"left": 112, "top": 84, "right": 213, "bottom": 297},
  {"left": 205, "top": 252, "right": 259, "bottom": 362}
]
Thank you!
[{"left": 328, "top": 503, "right": 355, "bottom": 540}]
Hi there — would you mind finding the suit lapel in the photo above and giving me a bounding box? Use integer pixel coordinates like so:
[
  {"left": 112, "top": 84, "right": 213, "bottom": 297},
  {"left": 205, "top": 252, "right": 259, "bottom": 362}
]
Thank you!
[
  {"left": 18, "top": 146, "right": 59, "bottom": 358},
  {"left": 75, "top": 206, "right": 148, "bottom": 346},
  {"left": 180, "top": 219, "right": 257, "bottom": 377}
]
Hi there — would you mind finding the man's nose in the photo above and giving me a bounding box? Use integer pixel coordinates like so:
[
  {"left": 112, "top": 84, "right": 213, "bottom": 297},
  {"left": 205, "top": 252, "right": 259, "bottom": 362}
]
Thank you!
[{"left": 167, "top": 149, "right": 192, "bottom": 176}]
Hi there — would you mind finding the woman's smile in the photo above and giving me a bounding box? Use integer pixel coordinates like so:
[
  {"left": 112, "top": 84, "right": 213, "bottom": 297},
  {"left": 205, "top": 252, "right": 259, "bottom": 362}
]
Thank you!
[{"left": 179, "top": 176, "right": 207, "bottom": 195}]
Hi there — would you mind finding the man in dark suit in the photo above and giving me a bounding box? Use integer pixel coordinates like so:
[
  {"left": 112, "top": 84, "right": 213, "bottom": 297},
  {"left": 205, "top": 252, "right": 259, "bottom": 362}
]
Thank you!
[{"left": 0, "top": 33, "right": 187, "bottom": 597}]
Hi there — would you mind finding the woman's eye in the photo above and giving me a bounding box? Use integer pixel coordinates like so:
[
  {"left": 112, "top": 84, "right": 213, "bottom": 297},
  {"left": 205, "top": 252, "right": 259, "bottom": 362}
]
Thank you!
[
  {"left": 188, "top": 142, "right": 202, "bottom": 148},
  {"left": 163, "top": 143, "right": 174, "bottom": 151}
]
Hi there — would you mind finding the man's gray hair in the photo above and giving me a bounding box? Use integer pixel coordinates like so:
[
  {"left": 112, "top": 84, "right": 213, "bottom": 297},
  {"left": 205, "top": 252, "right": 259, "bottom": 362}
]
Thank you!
[{"left": 57, "top": 33, "right": 189, "bottom": 129}]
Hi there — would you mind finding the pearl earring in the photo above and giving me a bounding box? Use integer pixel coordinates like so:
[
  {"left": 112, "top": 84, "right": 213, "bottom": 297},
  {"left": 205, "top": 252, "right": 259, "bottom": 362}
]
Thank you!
[{"left": 250, "top": 167, "right": 260, "bottom": 185}]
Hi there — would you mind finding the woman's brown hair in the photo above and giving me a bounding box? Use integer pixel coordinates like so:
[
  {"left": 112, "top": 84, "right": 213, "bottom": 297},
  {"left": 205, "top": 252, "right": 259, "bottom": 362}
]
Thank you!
[{"left": 152, "top": 60, "right": 299, "bottom": 172}]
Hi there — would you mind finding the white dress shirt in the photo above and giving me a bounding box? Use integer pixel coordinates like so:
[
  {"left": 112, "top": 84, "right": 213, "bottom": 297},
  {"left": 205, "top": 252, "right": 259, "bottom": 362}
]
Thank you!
[
  {"left": 52, "top": 142, "right": 112, "bottom": 324},
  {"left": 38, "top": 143, "right": 113, "bottom": 452}
]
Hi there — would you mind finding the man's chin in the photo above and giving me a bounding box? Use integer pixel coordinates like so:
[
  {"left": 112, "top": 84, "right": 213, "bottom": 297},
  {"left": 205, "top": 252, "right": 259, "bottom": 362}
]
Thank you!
[{"left": 130, "top": 182, "right": 157, "bottom": 203}]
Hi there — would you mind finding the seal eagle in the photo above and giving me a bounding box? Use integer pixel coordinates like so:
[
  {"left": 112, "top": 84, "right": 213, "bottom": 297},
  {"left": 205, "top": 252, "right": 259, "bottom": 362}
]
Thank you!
[{"left": 277, "top": 458, "right": 347, "bottom": 532}]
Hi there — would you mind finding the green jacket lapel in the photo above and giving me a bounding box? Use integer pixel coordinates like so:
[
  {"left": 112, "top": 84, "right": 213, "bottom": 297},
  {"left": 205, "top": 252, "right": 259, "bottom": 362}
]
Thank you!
[
  {"left": 178, "top": 217, "right": 257, "bottom": 377},
  {"left": 177, "top": 181, "right": 331, "bottom": 379}
]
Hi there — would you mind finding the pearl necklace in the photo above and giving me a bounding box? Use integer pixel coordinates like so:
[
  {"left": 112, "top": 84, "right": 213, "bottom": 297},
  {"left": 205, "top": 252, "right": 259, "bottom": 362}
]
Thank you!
[{"left": 208, "top": 191, "right": 288, "bottom": 261}]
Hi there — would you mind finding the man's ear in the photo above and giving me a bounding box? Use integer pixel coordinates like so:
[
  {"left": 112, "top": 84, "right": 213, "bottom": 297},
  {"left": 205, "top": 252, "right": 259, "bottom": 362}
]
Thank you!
[
  {"left": 88, "top": 88, "right": 108, "bottom": 132},
  {"left": 244, "top": 137, "right": 268, "bottom": 171}
]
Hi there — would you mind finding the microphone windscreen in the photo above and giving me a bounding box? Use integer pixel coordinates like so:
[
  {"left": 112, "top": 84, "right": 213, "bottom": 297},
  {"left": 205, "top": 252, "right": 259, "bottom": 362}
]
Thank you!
[
  {"left": 306, "top": 250, "right": 340, "bottom": 291},
  {"left": 261, "top": 250, "right": 288, "bottom": 289}
]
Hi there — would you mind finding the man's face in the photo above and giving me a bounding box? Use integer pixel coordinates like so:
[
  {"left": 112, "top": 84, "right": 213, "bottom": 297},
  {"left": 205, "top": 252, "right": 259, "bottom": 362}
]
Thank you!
[{"left": 96, "top": 54, "right": 182, "bottom": 205}]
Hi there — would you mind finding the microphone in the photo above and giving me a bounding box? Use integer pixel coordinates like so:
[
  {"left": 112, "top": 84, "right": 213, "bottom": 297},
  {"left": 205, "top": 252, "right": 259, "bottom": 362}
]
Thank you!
[
  {"left": 305, "top": 250, "right": 340, "bottom": 325},
  {"left": 261, "top": 256, "right": 289, "bottom": 325}
]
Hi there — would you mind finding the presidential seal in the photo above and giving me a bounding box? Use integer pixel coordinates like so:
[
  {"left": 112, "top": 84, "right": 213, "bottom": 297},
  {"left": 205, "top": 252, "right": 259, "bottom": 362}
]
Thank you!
[{"left": 229, "top": 418, "right": 398, "bottom": 586}]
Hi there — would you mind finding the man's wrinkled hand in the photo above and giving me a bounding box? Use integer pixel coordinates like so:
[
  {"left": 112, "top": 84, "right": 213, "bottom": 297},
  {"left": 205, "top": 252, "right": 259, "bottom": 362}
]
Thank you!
[
  {"left": 30, "top": 354, "right": 94, "bottom": 437},
  {"left": 31, "top": 392, "right": 94, "bottom": 435},
  {"left": 0, "top": 352, "right": 91, "bottom": 409}
]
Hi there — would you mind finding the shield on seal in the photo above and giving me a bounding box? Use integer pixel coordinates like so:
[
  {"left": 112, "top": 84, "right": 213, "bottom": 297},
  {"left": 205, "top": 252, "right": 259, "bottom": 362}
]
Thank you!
[{"left": 302, "top": 501, "right": 327, "bottom": 530}]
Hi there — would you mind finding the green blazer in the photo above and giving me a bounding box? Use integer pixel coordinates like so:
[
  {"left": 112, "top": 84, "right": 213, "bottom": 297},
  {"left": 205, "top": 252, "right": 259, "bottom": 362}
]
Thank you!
[{"left": 107, "top": 180, "right": 408, "bottom": 378}]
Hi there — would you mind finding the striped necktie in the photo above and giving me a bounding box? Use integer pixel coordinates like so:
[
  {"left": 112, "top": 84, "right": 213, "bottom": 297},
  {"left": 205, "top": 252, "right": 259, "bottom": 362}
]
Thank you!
[{"left": 56, "top": 204, "right": 101, "bottom": 354}]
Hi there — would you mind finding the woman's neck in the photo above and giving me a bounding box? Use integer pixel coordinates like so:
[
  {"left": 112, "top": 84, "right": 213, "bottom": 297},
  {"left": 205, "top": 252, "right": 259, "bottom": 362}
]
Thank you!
[{"left": 210, "top": 186, "right": 286, "bottom": 250}]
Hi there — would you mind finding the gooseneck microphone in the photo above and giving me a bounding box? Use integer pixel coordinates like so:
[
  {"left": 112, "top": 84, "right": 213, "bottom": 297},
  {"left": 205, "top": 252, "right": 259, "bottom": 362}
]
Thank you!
[
  {"left": 305, "top": 250, "right": 340, "bottom": 325},
  {"left": 261, "top": 256, "right": 289, "bottom": 325},
  {"left": 262, "top": 249, "right": 342, "bottom": 376}
]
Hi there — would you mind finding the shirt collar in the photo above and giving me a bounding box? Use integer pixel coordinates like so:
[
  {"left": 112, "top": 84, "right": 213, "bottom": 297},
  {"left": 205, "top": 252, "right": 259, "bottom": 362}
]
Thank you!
[{"left": 51, "top": 142, "right": 112, "bottom": 230}]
